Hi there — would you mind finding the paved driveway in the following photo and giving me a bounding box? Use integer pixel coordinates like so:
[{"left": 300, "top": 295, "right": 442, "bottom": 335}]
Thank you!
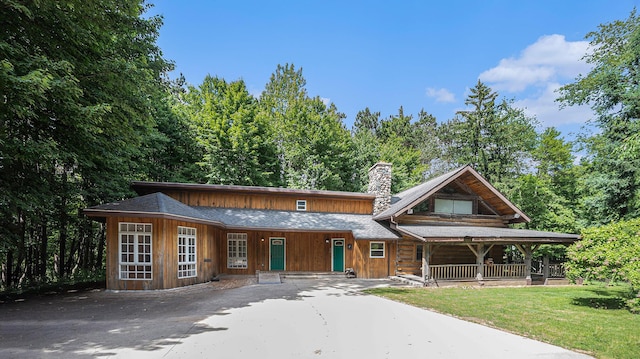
[{"left": 0, "top": 278, "right": 591, "bottom": 358}]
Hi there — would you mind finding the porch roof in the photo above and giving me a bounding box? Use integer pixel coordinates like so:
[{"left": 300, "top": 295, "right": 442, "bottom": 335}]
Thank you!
[
  {"left": 196, "top": 207, "right": 400, "bottom": 240},
  {"left": 395, "top": 224, "right": 580, "bottom": 243}
]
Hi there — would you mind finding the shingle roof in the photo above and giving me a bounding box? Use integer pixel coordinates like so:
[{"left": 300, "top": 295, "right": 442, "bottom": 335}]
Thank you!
[
  {"left": 84, "top": 193, "right": 211, "bottom": 222},
  {"left": 397, "top": 224, "right": 580, "bottom": 243},
  {"left": 373, "top": 165, "right": 529, "bottom": 222},
  {"left": 373, "top": 166, "right": 469, "bottom": 220},
  {"left": 197, "top": 207, "right": 400, "bottom": 239},
  {"left": 84, "top": 193, "right": 400, "bottom": 240}
]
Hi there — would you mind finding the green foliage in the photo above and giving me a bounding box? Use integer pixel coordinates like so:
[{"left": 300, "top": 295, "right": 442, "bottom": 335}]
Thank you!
[
  {"left": 441, "top": 81, "right": 538, "bottom": 184},
  {"left": 182, "top": 76, "right": 278, "bottom": 186},
  {"left": 559, "top": 8, "right": 640, "bottom": 224},
  {"left": 0, "top": 0, "right": 173, "bottom": 288},
  {"left": 566, "top": 217, "right": 640, "bottom": 311},
  {"left": 258, "top": 64, "right": 355, "bottom": 190}
]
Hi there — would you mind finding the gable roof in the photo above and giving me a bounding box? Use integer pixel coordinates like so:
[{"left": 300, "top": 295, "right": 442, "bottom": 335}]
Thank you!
[{"left": 373, "top": 165, "right": 530, "bottom": 223}]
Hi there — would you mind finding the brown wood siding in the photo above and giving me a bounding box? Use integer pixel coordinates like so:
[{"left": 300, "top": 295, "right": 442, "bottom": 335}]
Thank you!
[
  {"left": 352, "top": 239, "right": 395, "bottom": 278},
  {"left": 395, "top": 214, "right": 507, "bottom": 227},
  {"left": 396, "top": 239, "right": 423, "bottom": 275},
  {"left": 106, "top": 217, "right": 219, "bottom": 290},
  {"left": 162, "top": 190, "right": 373, "bottom": 214},
  {"left": 216, "top": 230, "right": 356, "bottom": 274}
]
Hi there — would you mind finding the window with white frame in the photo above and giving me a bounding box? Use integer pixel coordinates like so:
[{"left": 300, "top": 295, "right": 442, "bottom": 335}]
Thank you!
[
  {"left": 370, "top": 242, "right": 385, "bottom": 258},
  {"left": 227, "top": 233, "right": 248, "bottom": 269},
  {"left": 296, "top": 199, "right": 307, "bottom": 211},
  {"left": 178, "top": 226, "right": 197, "bottom": 278},
  {"left": 119, "top": 223, "right": 152, "bottom": 280}
]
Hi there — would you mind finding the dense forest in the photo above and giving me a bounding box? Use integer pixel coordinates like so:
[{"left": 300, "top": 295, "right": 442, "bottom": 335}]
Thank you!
[{"left": 1, "top": 1, "right": 639, "bottom": 304}]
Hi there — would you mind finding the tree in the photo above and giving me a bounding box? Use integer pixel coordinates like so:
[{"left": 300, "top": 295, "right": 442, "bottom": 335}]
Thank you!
[
  {"left": 441, "top": 81, "right": 538, "bottom": 184},
  {"left": 182, "top": 76, "right": 278, "bottom": 186},
  {"left": 1, "top": 0, "right": 172, "bottom": 288},
  {"left": 258, "top": 64, "right": 355, "bottom": 190},
  {"left": 558, "top": 8, "right": 640, "bottom": 223}
]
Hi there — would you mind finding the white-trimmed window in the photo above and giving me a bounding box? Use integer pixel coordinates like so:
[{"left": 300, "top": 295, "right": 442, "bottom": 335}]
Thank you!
[
  {"left": 178, "top": 226, "right": 197, "bottom": 278},
  {"left": 119, "top": 223, "right": 152, "bottom": 280},
  {"left": 296, "top": 199, "right": 307, "bottom": 211},
  {"left": 227, "top": 233, "right": 248, "bottom": 269},
  {"left": 434, "top": 198, "right": 473, "bottom": 215},
  {"left": 370, "top": 242, "right": 385, "bottom": 258}
]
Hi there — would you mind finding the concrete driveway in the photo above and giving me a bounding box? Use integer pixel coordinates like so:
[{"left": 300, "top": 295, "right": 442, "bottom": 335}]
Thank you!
[{"left": 0, "top": 278, "right": 592, "bottom": 358}]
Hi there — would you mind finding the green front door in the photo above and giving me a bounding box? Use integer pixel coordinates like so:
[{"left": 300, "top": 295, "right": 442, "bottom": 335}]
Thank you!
[
  {"left": 270, "top": 238, "right": 285, "bottom": 271},
  {"left": 332, "top": 239, "right": 344, "bottom": 272}
]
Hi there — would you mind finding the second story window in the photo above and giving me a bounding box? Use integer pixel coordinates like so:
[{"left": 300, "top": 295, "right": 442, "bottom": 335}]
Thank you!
[
  {"left": 296, "top": 200, "right": 307, "bottom": 211},
  {"left": 434, "top": 198, "right": 473, "bottom": 215}
]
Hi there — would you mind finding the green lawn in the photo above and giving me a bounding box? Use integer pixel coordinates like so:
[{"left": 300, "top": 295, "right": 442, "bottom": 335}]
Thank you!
[{"left": 365, "top": 284, "right": 639, "bottom": 359}]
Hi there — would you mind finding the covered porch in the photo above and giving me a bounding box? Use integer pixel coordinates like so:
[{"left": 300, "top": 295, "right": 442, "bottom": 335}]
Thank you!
[{"left": 394, "top": 224, "right": 580, "bottom": 285}]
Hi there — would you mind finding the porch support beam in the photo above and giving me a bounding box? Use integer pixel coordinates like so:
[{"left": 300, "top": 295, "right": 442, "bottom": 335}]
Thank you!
[
  {"left": 514, "top": 244, "right": 539, "bottom": 285},
  {"left": 466, "top": 243, "right": 494, "bottom": 280},
  {"left": 422, "top": 244, "right": 430, "bottom": 282},
  {"left": 543, "top": 255, "right": 550, "bottom": 281}
]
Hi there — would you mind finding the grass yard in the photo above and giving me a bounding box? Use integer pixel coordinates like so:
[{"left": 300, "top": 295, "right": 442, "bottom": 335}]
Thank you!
[{"left": 365, "top": 284, "right": 639, "bottom": 359}]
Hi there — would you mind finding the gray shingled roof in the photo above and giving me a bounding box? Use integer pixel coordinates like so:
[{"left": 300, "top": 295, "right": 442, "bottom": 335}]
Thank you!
[
  {"left": 84, "top": 193, "right": 400, "bottom": 240},
  {"left": 397, "top": 224, "right": 580, "bottom": 243},
  {"left": 374, "top": 166, "right": 468, "bottom": 220},
  {"left": 197, "top": 207, "right": 400, "bottom": 239},
  {"left": 84, "top": 193, "right": 211, "bottom": 222}
]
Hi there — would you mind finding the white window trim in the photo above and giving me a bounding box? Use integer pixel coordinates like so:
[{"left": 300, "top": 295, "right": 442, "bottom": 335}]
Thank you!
[
  {"left": 178, "top": 226, "right": 197, "bottom": 279},
  {"left": 434, "top": 198, "right": 473, "bottom": 215},
  {"left": 296, "top": 199, "right": 307, "bottom": 211},
  {"left": 370, "top": 241, "right": 385, "bottom": 258},
  {"left": 118, "top": 222, "right": 152, "bottom": 280},
  {"left": 227, "top": 233, "right": 248, "bottom": 269}
]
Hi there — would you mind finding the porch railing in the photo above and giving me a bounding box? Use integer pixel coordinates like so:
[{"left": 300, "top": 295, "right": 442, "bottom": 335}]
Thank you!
[
  {"left": 484, "top": 264, "right": 527, "bottom": 278},
  {"left": 429, "top": 264, "right": 527, "bottom": 280}
]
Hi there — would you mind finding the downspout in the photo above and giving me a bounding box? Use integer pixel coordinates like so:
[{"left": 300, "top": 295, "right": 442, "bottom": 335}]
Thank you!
[{"left": 390, "top": 216, "right": 430, "bottom": 283}]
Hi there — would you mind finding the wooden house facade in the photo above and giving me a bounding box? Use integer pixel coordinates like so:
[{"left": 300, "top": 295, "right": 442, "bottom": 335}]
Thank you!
[{"left": 84, "top": 163, "right": 579, "bottom": 290}]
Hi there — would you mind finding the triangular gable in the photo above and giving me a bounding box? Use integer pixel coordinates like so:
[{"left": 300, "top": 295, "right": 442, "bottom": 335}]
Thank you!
[{"left": 373, "top": 165, "right": 530, "bottom": 222}]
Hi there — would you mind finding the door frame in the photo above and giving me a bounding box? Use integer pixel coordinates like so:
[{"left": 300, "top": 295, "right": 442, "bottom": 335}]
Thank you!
[
  {"left": 331, "top": 238, "right": 345, "bottom": 272},
  {"left": 269, "top": 237, "right": 286, "bottom": 271}
]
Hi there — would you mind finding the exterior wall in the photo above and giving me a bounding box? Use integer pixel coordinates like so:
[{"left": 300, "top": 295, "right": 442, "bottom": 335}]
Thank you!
[
  {"left": 216, "top": 230, "right": 356, "bottom": 274},
  {"left": 352, "top": 239, "right": 396, "bottom": 278},
  {"left": 161, "top": 190, "right": 373, "bottom": 214},
  {"left": 396, "top": 239, "right": 423, "bottom": 275},
  {"left": 105, "top": 216, "right": 218, "bottom": 290}
]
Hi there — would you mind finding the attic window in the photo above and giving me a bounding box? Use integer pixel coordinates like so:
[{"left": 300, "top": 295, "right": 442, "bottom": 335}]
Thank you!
[
  {"left": 434, "top": 198, "right": 473, "bottom": 215},
  {"left": 296, "top": 200, "right": 307, "bottom": 211}
]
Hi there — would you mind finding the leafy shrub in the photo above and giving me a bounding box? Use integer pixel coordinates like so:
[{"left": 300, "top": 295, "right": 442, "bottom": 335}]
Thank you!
[{"left": 566, "top": 218, "right": 640, "bottom": 311}]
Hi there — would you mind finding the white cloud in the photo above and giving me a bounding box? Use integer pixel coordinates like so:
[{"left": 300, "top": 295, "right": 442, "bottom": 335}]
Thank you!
[
  {"left": 320, "top": 97, "right": 331, "bottom": 106},
  {"left": 479, "top": 34, "right": 590, "bottom": 93},
  {"left": 426, "top": 87, "right": 456, "bottom": 103},
  {"left": 514, "top": 83, "right": 594, "bottom": 127}
]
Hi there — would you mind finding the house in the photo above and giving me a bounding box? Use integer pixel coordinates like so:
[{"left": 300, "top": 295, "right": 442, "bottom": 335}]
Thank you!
[{"left": 84, "top": 163, "right": 580, "bottom": 290}]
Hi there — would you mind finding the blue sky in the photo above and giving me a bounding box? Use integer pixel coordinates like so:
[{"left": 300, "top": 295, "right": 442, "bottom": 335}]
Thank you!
[{"left": 149, "top": 0, "right": 638, "bottom": 139}]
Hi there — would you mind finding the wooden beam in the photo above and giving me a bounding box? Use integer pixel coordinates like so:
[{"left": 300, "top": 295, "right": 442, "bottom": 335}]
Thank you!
[{"left": 466, "top": 243, "right": 478, "bottom": 257}]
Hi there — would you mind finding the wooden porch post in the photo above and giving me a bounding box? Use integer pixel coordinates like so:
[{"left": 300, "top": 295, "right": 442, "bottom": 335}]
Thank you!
[
  {"left": 543, "top": 255, "right": 550, "bottom": 283},
  {"left": 476, "top": 244, "right": 485, "bottom": 280},
  {"left": 421, "top": 244, "right": 430, "bottom": 282},
  {"left": 515, "top": 244, "right": 537, "bottom": 285}
]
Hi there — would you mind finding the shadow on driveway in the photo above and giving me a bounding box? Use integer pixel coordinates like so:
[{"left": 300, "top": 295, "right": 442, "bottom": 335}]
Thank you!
[{"left": 0, "top": 277, "right": 391, "bottom": 358}]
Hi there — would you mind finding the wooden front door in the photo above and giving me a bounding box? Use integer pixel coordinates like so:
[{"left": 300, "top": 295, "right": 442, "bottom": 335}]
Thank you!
[
  {"left": 270, "top": 238, "right": 285, "bottom": 271},
  {"left": 332, "top": 238, "right": 345, "bottom": 272}
]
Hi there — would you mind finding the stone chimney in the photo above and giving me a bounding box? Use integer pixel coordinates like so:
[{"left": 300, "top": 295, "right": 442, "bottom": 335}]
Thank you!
[{"left": 368, "top": 162, "right": 392, "bottom": 215}]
